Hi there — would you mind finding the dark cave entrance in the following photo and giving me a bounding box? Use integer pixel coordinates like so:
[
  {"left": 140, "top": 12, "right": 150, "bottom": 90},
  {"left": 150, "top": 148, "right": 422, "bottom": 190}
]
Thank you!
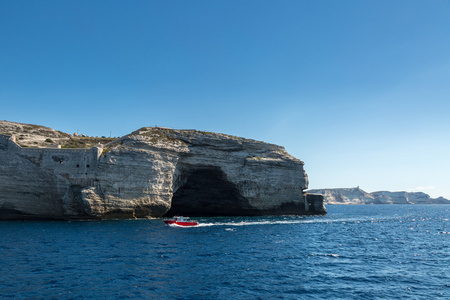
[{"left": 164, "top": 167, "right": 253, "bottom": 217}]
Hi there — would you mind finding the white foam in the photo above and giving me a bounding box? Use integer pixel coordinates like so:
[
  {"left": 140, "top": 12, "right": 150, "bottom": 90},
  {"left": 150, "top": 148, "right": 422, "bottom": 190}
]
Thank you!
[
  {"left": 166, "top": 223, "right": 196, "bottom": 228},
  {"left": 165, "top": 215, "right": 397, "bottom": 228}
]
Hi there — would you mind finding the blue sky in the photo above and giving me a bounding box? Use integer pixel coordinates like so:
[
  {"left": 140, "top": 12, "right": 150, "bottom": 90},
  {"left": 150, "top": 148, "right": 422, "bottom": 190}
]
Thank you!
[{"left": 1, "top": 1, "right": 449, "bottom": 198}]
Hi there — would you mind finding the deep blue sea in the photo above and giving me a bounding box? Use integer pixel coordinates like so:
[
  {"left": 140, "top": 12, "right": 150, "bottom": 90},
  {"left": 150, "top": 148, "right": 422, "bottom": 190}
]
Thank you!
[{"left": 1, "top": 205, "right": 448, "bottom": 299}]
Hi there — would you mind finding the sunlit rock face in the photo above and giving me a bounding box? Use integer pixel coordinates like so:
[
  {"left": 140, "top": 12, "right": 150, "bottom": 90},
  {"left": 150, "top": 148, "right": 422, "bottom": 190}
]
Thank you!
[{"left": 0, "top": 126, "right": 326, "bottom": 219}]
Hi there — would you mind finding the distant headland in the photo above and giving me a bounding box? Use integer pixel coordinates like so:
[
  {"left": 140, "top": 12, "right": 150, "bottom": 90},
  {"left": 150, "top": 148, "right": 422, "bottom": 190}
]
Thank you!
[
  {"left": 308, "top": 187, "right": 449, "bottom": 205},
  {"left": 0, "top": 120, "right": 326, "bottom": 220}
]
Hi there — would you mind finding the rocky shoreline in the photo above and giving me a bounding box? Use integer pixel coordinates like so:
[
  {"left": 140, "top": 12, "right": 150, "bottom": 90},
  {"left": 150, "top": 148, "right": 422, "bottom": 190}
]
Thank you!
[{"left": 308, "top": 187, "right": 449, "bottom": 205}]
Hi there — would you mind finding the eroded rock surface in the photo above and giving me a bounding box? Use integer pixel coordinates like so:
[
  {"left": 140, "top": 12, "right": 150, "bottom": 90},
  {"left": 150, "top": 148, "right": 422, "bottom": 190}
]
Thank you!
[{"left": 0, "top": 123, "right": 326, "bottom": 219}]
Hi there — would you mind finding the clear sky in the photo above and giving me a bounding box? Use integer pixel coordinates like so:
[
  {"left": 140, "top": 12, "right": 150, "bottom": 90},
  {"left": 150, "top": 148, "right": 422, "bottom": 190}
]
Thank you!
[{"left": 1, "top": 1, "right": 449, "bottom": 198}]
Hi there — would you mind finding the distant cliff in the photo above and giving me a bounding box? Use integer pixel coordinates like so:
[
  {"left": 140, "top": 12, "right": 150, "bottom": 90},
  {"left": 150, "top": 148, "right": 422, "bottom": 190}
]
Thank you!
[
  {"left": 308, "top": 187, "right": 450, "bottom": 205},
  {"left": 0, "top": 121, "right": 325, "bottom": 219}
]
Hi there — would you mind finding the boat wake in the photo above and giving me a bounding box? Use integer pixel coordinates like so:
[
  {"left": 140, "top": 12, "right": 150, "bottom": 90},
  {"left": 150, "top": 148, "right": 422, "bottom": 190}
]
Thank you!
[
  {"left": 194, "top": 215, "right": 400, "bottom": 228},
  {"left": 166, "top": 223, "right": 197, "bottom": 228}
]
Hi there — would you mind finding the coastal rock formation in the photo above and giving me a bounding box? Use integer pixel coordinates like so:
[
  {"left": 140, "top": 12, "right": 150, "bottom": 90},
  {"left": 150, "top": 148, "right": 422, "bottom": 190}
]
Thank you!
[
  {"left": 308, "top": 187, "right": 450, "bottom": 205},
  {"left": 0, "top": 122, "right": 326, "bottom": 219}
]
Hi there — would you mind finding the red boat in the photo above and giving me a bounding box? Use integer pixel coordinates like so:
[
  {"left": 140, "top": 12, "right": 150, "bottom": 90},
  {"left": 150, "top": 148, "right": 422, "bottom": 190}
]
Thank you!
[{"left": 164, "top": 216, "right": 199, "bottom": 227}]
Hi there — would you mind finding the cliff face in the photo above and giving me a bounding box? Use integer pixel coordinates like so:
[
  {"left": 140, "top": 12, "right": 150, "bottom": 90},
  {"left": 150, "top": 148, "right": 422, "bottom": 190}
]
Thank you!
[
  {"left": 0, "top": 124, "right": 325, "bottom": 219},
  {"left": 308, "top": 187, "right": 450, "bottom": 205}
]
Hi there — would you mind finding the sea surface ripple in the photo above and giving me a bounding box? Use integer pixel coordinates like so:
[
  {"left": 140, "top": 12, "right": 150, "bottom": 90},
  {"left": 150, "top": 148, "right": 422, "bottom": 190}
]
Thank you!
[{"left": 0, "top": 205, "right": 448, "bottom": 299}]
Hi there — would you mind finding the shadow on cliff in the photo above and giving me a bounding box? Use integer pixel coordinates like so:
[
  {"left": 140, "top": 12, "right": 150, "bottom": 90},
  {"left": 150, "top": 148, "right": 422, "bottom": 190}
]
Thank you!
[{"left": 164, "top": 167, "right": 257, "bottom": 217}]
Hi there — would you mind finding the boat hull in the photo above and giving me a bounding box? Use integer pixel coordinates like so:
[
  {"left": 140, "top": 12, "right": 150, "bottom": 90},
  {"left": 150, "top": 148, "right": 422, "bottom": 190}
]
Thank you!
[{"left": 164, "top": 220, "right": 198, "bottom": 227}]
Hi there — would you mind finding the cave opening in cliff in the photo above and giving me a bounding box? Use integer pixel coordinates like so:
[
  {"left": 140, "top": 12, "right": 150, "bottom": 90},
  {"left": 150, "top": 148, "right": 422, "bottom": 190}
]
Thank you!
[{"left": 164, "top": 167, "right": 252, "bottom": 217}]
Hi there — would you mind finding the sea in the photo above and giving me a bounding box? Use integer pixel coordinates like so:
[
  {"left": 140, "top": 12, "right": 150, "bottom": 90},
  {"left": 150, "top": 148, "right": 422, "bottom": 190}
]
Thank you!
[{"left": 0, "top": 205, "right": 448, "bottom": 299}]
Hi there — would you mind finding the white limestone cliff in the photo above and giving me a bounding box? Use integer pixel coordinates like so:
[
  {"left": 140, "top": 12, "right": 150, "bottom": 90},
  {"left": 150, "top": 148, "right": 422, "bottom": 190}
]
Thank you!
[
  {"left": 308, "top": 187, "right": 449, "bottom": 205},
  {"left": 0, "top": 123, "right": 325, "bottom": 219}
]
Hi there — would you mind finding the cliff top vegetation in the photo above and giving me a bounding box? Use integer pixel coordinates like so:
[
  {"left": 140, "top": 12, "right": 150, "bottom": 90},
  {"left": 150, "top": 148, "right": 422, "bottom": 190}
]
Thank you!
[{"left": 0, "top": 120, "right": 116, "bottom": 149}]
